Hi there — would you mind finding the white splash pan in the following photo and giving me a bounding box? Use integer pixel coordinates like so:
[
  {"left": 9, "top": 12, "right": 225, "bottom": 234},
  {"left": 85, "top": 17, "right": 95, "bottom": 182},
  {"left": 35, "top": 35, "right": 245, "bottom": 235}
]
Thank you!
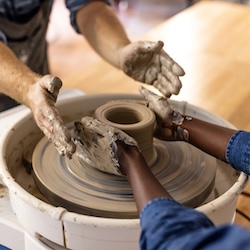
[{"left": 0, "top": 93, "right": 248, "bottom": 250}]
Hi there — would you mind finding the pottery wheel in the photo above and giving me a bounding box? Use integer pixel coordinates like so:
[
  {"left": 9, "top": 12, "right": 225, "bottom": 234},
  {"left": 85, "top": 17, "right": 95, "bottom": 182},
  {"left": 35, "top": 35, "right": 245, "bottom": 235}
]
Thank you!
[{"left": 32, "top": 132, "right": 216, "bottom": 219}]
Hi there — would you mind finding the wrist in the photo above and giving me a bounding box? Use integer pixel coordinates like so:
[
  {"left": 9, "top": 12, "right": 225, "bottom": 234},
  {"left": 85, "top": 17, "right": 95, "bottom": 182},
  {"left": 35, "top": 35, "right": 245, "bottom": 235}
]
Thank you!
[
  {"left": 19, "top": 73, "right": 41, "bottom": 108},
  {"left": 173, "top": 115, "right": 192, "bottom": 142},
  {"left": 26, "top": 74, "right": 57, "bottom": 111},
  {"left": 116, "top": 141, "right": 145, "bottom": 176},
  {"left": 118, "top": 42, "right": 132, "bottom": 70},
  {"left": 168, "top": 114, "right": 192, "bottom": 142}
]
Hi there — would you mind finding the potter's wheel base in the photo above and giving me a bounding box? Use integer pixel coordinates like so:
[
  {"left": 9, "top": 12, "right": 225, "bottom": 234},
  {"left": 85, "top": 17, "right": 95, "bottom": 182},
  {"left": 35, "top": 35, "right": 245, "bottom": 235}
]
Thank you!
[{"left": 32, "top": 135, "right": 217, "bottom": 219}]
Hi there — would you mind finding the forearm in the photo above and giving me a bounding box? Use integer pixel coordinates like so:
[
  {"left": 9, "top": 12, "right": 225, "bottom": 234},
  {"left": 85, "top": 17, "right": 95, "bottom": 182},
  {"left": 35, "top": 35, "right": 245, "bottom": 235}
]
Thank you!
[
  {"left": 127, "top": 157, "right": 172, "bottom": 213},
  {"left": 0, "top": 42, "right": 40, "bottom": 107},
  {"left": 117, "top": 142, "right": 172, "bottom": 213},
  {"left": 76, "top": 1, "right": 130, "bottom": 68},
  {"left": 180, "top": 116, "right": 236, "bottom": 161}
]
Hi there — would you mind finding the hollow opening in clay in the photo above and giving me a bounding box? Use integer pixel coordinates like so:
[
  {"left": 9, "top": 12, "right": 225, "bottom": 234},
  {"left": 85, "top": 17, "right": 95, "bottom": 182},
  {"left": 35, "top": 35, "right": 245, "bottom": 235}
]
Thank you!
[{"left": 105, "top": 108, "right": 142, "bottom": 124}]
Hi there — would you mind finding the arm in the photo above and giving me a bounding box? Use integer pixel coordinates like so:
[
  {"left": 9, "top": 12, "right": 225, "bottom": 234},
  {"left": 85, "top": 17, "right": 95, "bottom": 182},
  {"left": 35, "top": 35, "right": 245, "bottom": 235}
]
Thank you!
[
  {"left": 180, "top": 120, "right": 250, "bottom": 176},
  {"left": 75, "top": 1, "right": 185, "bottom": 97},
  {"left": 76, "top": 1, "right": 130, "bottom": 68},
  {"left": 179, "top": 116, "right": 236, "bottom": 162},
  {"left": 0, "top": 41, "right": 40, "bottom": 104},
  {"left": 139, "top": 86, "right": 236, "bottom": 161},
  {"left": 74, "top": 116, "right": 250, "bottom": 250},
  {"left": 73, "top": 116, "right": 250, "bottom": 250},
  {"left": 139, "top": 86, "right": 250, "bottom": 175},
  {"left": 116, "top": 131, "right": 250, "bottom": 250},
  {"left": 0, "top": 42, "right": 75, "bottom": 158},
  {"left": 116, "top": 140, "right": 172, "bottom": 213}
]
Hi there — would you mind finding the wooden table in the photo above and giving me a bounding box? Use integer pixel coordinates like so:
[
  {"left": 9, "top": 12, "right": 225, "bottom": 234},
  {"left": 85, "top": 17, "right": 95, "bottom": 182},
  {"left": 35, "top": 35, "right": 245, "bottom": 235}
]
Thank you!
[{"left": 64, "top": 1, "right": 250, "bottom": 228}]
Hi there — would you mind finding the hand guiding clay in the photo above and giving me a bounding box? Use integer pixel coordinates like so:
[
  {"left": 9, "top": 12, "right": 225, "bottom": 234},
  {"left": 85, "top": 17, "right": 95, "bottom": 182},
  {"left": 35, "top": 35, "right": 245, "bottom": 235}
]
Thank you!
[
  {"left": 120, "top": 41, "right": 185, "bottom": 97},
  {"left": 27, "top": 75, "right": 76, "bottom": 158},
  {"left": 139, "top": 86, "right": 189, "bottom": 141},
  {"left": 73, "top": 116, "right": 138, "bottom": 176}
]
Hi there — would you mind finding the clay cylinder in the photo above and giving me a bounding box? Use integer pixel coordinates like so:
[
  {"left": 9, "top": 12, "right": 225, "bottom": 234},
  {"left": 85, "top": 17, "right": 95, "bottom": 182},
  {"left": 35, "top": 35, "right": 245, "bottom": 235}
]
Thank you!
[{"left": 95, "top": 101, "right": 157, "bottom": 166}]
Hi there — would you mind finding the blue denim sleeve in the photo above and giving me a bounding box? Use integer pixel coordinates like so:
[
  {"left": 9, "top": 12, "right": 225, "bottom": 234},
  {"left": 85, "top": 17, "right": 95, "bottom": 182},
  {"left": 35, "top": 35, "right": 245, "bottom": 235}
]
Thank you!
[
  {"left": 140, "top": 198, "right": 250, "bottom": 250},
  {"left": 226, "top": 130, "right": 250, "bottom": 175},
  {"left": 65, "top": 0, "right": 111, "bottom": 33}
]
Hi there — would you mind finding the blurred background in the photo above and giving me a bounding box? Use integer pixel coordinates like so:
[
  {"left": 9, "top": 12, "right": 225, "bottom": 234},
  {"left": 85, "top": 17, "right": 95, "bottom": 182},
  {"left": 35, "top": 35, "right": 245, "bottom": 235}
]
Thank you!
[{"left": 47, "top": 0, "right": 250, "bottom": 84}]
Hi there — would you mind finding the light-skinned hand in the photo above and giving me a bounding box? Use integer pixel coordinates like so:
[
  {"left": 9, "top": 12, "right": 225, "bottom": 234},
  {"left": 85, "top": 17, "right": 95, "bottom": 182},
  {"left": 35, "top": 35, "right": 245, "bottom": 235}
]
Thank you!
[{"left": 120, "top": 41, "right": 185, "bottom": 97}]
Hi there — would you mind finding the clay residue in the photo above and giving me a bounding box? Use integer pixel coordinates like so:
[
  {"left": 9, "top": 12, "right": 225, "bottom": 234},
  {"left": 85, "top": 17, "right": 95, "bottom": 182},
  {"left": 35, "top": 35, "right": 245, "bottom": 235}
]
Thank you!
[{"left": 74, "top": 116, "right": 137, "bottom": 176}]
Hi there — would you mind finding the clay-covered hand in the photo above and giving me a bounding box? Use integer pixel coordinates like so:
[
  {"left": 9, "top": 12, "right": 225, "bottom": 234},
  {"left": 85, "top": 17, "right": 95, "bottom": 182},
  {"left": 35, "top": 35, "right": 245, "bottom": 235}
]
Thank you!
[
  {"left": 27, "top": 75, "right": 76, "bottom": 158},
  {"left": 120, "top": 41, "right": 185, "bottom": 97},
  {"left": 139, "top": 86, "right": 189, "bottom": 141},
  {"left": 73, "top": 116, "right": 138, "bottom": 176}
]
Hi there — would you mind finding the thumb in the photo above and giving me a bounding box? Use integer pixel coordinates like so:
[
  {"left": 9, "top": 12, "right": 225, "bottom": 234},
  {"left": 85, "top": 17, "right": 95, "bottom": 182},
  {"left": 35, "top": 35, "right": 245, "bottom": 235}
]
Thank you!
[
  {"left": 38, "top": 75, "right": 62, "bottom": 100},
  {"left": 151, "top": 40, "right": 164, "bottom": 52},
  {"left": 139, "top": 40, "right": 164, "bottom": 54}
]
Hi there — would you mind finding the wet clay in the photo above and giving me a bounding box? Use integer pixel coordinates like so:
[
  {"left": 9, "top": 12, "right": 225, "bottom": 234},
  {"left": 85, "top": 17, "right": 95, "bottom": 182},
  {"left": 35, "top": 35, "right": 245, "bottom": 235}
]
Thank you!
[
  {"left": 32, "top": 100, "right": 217, "bottom": 218},
  {"left": 74, "top": 116, "right": 137, "bottom": 176},
  {"left": 94, "top": 100, "right": 157, "bottom": 166}
]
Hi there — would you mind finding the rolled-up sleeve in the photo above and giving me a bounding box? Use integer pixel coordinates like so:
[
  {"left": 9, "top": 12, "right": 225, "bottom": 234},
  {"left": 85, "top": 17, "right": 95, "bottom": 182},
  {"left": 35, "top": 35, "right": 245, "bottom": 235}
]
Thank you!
[
  {"left": 226, "top": 130, "right": 250, "bottom": 175},
  {"left": 65, "top": 0, "right": 110, "bottom": 33},
  {"left": 0, "top": 30, "right": 7, "bottom": 44},
  {"left": 140, "top": 198, "right": 250, "bottom": 250}
]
